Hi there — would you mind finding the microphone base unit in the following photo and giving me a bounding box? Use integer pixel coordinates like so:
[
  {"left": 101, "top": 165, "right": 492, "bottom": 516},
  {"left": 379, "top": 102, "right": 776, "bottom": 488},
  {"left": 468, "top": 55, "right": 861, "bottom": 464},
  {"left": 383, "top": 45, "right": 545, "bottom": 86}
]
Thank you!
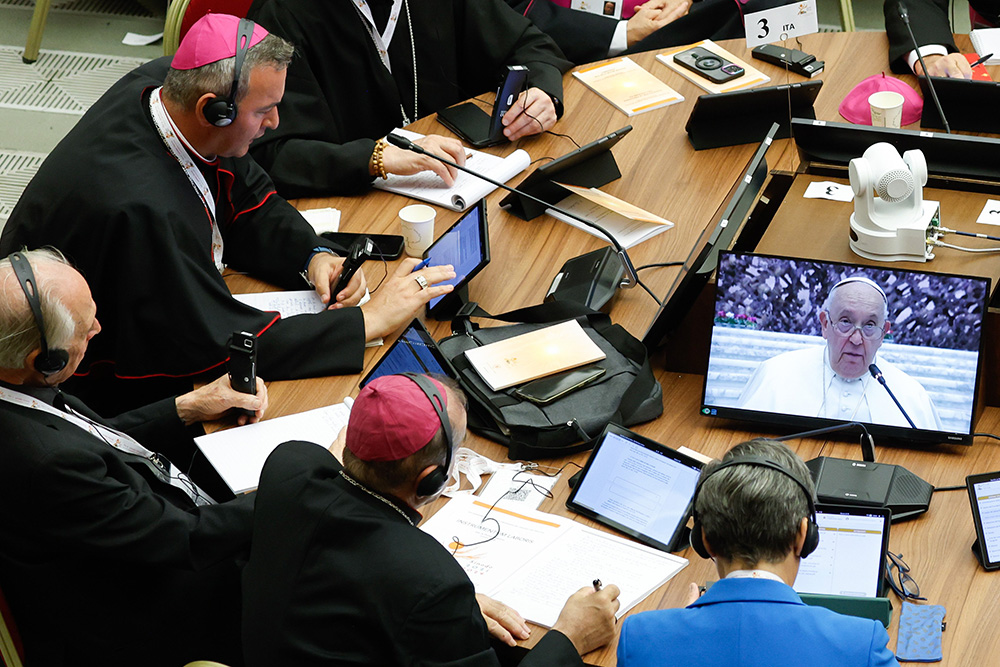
[
  {"left": 806, "top": 456, "right": 933, "bottom": 523},
  {"left": 545, "top": 247, "right": 625, "bottom": 311}
]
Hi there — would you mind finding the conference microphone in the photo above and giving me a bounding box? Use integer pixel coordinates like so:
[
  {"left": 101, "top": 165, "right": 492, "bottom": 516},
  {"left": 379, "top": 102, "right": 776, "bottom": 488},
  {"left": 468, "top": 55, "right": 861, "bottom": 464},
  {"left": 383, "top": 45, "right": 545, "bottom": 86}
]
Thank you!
[
  {"left": 775, "top": 421, "right": 876, "bottom": 463},
  {"left": 385, "top": 132, "right": 639, "bottom": 289},
  {"left": 898, "top": 1, "right": 952, "bottom": 134},
  {"left": 869, "top": 363, "right": 918, "bottom": 429}
]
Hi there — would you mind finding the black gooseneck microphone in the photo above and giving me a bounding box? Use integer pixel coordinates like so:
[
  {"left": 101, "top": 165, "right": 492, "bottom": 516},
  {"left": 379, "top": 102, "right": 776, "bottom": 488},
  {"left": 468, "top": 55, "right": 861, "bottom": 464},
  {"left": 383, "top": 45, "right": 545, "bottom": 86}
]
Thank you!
[
  {"left": 775, "top": 421, "right": 876, "bottom": 463},
  {"left": 869, "top": 363, "right": 918, "bottom": 429},
  {"left": 898, "top": 1, "right": 952, "bottom": 134},
  {"left": 385, "top": 132, "right": 639, "bottom": 290}
]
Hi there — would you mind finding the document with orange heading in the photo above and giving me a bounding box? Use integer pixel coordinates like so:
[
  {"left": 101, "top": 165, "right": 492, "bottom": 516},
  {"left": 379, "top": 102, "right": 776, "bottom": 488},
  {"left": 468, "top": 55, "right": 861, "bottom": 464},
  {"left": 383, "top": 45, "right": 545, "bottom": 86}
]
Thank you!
[
  {"left": 573, "top": 57, "right": 684, "bottom": 116},
  {"left": 464, "top": 320, "right": 606, "bottom": 391},
  {"left": 420, "top": 495, "right": 688, "bottom": 627}
]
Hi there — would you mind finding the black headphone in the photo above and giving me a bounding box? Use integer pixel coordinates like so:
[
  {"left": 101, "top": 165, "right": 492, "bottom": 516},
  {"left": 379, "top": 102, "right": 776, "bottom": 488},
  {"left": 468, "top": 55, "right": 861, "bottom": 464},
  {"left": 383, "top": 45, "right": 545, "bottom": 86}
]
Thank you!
[
  {"left": 689, "top": 454, "right": 820, "bottom": 560},
  {"left": 400, "top": 373, "right": 454, "bottom": 498},
  {"left": 9, "top": 252, "right": 69, "bottom": 376},
  {"left": 202, "top": 18, "right": 256, "bottom": 127}
]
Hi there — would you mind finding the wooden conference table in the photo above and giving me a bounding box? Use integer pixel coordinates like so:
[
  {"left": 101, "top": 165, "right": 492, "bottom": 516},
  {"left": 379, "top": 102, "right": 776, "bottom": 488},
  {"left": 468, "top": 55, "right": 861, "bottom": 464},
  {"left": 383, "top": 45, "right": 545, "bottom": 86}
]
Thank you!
[{"left": 225, "top": 31, "right": 1000, "bottom": 666}]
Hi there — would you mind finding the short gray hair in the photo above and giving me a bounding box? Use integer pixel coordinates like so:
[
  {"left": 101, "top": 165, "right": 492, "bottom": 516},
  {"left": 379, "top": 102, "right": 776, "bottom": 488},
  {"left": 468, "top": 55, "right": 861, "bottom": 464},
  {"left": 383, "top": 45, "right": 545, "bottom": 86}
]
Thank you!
[
  {"left": 0, "top": 249, "right": 77, "bottom": 368},
  {"left": 697, "top": 439, "right": 815, "bottom": 565},
  {"left": 162, "top": 32, "right": 295, "bottom": 111}
]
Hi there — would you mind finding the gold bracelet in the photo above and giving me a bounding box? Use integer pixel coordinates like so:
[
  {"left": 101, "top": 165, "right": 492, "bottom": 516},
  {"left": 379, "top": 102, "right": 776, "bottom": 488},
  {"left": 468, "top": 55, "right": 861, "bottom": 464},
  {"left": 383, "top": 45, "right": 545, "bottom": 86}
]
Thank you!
[{"left": 370, "top": 139, "right": 388, "bottom": 179}]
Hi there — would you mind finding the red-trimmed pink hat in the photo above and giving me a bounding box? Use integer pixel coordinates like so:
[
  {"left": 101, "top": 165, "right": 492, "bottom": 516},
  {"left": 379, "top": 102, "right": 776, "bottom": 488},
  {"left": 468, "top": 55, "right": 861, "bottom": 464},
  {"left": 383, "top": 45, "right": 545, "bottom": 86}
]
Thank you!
[
  {"left": 346, "top": 375, "right": 449, "bottom": 462},
  {"left": 839, "top": 73, "right": 923, "bottom": 126},
  {"left": 171, "top": 14, "right": 268, "bottom": 70}
]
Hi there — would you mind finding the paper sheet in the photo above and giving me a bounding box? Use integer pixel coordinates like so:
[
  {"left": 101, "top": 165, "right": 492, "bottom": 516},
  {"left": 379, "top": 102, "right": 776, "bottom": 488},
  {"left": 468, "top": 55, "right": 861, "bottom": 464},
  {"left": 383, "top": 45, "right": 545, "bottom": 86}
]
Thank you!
[
  {"left": 195, "top": 401, "right": 353, "bottom": 494},
  {"left": 233, "top": 290, "right": 380, "bottom": 346},
  {"left": 420, "top": 496, "right": 688, "bottom": 627},
  {"left": 374, "top": 129, "right": 530, "bottom": 211},
  {"left": 477, "top": 468, "right": 561, "bottom": 510},
  {"left": 299, "top": 207, "right": 341, "bottom": 235}
]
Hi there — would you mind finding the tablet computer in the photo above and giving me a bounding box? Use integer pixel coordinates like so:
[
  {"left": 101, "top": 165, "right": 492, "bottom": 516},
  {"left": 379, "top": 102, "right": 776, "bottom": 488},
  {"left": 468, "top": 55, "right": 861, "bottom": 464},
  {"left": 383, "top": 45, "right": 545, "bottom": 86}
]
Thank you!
[
  {"left": 566, "top": 423, "right": 704, "bottom": 552},
  {"left": 918, "top": 76, "right": 1000, "bottom": 134},
  {"left": 360, "top": 319, "right": 454, "bottom": 388},
  {"left": 966, "top": 470, "right": 1000, "bottom": 570},
  {"left": 500, "top": 125, "right": 632, "bottom": 220},
  {"left": 792, "top": 504, "right": 891, "bottom": 598},
  {"left": 685, "top": 80, "right": 822, "bottom": 150},
  {"left": 423, "top": 197, "right": 490, "bottom": 318}
]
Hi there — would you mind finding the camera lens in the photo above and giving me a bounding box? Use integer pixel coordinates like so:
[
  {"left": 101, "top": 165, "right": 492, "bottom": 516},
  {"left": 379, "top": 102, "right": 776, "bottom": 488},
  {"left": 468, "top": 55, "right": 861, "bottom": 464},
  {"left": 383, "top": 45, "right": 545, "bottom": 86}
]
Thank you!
[
  {"left": 695, "top": 56, "right": 722, "bottom": 70},
  {"left": 721, "top": 64, "right": 744, "bottom": 74}
]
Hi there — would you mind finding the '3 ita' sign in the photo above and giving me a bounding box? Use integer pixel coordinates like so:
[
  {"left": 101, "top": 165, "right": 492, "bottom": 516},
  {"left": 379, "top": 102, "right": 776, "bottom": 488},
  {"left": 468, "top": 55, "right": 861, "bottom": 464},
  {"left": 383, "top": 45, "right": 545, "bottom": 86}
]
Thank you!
[{"left": 744, "top": 1, "right": 819, "bottom": 48}]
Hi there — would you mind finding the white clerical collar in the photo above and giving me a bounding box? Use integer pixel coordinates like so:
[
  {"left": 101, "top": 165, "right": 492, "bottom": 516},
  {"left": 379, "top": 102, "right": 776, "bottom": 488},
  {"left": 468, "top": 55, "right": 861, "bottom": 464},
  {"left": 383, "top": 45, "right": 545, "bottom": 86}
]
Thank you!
[
  {"left": 152, "top": 87, "right": 216, "bottom": 164},
  {"left": 725, "top": 569, "right": 785, "bottom": 583}
]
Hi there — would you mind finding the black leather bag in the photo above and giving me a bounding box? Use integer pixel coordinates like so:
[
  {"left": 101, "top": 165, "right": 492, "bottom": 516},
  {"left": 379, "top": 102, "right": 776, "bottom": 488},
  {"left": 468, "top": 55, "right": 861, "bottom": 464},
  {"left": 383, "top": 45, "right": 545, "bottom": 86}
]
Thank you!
[{"left": 436, "top": 302, "right": 662, "bottom": 460}]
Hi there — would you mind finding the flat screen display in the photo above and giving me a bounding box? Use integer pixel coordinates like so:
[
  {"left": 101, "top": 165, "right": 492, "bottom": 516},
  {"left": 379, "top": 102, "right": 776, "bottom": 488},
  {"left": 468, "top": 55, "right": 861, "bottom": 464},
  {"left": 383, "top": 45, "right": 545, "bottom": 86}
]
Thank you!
[
  {"left": 643, "top": 123, "right": 778, "bottom": 351},
  {"left": 702, "top": 252, "right": 990, "bottom": 444},
  {"left": 360, "top": 319, "right": 451, "bottom": 387},
  {"left": 423, "top": 198, "right": 490, "bottom": 313},
  {"left": 793, "top": 505, "right": 890, "bottom": 598},
  {"left": 566, "top": 423, "right": 703, "bottom": 552}
]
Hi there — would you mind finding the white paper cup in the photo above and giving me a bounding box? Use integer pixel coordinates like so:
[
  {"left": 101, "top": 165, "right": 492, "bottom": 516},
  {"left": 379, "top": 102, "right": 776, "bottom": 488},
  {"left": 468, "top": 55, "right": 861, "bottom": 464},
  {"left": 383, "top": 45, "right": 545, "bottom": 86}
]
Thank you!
[
  {"left": 399, "top": 204, "right": 436, "bottom": 257},
  {"left": 869, "top": 91, "right": 905, "bottom": 129}
]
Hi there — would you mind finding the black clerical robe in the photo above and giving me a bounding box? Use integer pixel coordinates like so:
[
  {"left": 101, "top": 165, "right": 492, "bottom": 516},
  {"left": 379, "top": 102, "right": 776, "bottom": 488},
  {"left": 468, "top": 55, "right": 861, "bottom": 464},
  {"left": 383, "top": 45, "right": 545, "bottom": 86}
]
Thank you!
[
  {"left": 243, "top": 441, "right": 585, "bottom": 666},
  {"left": 0, "top": 57, "right": 365, "bottom": 411},
  {"left": 884, "top": 0, "right": 1000, "bottom": 73},
  {"left": 0, "top": 386, "right": 253, "bottom": 666},
  {"left": 246, "top": 0, "right": 572, "bottom": 198},
  {"left": 505, "top": 0, "right": 790, "bottom": 65}
]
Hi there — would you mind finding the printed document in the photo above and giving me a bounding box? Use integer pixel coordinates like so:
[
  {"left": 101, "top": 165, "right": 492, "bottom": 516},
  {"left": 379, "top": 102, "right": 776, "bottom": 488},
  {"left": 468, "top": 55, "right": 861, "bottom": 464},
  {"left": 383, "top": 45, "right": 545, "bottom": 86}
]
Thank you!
[
  {"left": 195, "top": 400, "right": 352, "bottom": 494},
  {"left": 420, "top": 495, "right": 688, "bottom": 627}
]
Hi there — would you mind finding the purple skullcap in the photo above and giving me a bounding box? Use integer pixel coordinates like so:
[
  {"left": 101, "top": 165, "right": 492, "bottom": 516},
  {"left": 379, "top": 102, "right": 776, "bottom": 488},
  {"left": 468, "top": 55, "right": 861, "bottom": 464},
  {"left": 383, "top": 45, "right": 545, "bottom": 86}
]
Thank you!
[
  {"left": 171, "top": 14, "right": 267, "bottom": 70},
  {"left": 346, "top": 375, "right": 449, "bottom": 462}
]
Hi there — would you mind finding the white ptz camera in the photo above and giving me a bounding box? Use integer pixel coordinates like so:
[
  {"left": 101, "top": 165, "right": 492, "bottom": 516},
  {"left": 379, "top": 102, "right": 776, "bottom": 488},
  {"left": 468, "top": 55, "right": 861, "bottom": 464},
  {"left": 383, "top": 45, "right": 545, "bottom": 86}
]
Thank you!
[{"left": 848, "top": 143, "right": 940, "bottom": 262}]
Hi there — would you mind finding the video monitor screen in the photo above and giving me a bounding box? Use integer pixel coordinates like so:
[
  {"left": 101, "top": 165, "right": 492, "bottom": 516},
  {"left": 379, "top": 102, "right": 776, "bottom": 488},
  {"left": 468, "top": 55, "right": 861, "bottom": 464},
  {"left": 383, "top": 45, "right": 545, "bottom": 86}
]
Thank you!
[{"left": 702, "top": 252, "right": 990, "bottom": 444}]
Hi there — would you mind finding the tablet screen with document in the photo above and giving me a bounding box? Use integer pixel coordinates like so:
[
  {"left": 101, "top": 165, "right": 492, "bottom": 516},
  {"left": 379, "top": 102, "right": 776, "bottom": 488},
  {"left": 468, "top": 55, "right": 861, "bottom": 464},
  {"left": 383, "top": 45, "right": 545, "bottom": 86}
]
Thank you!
[
  {"left": 360, "top": 319, "right": 453, "bottom": 387},
  {"left": 792, "top": 504, "right": 891, "bottom": 598},
  {"left": 566, "top": 423, "right": 704, "bottom": 552}
]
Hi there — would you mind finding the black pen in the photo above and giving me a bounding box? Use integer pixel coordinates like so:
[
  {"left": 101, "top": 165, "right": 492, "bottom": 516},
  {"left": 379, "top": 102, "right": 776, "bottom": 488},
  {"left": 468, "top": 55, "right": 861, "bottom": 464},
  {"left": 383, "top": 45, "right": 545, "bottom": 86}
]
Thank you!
[
  {"left": 593, "top": 579, "right": 602, "bottom": 592},
  {"left": 970, "top": 53, "right": 993, "bottom": 68}
]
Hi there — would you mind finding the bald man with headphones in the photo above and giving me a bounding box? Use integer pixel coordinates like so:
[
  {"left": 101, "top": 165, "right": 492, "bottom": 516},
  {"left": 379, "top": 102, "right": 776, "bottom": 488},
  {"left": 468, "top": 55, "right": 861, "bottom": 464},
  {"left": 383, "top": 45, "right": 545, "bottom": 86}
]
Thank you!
[
  {"left": 0, "top": 249, "right": 272, "bottom": 666},
  {"left": 243, "top": 373, "right": 620, "bottom": 666},
  {"left": 617, "top": 439, "right": 899, "bottom": 667}
]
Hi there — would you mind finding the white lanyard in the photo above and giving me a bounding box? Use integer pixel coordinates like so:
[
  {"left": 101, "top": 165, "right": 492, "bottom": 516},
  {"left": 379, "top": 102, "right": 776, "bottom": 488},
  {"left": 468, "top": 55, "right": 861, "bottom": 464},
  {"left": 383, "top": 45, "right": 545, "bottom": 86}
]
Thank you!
[
  {"left": 0, "top": 386, "right": 212, "bottom": 505},
  {"left": 149, "top": 87, "right": 225, "bottom": 273},
  {"left": 352, "top": 0, "right": 418, "bottom": 125},
  {"left": 352, "top": 0, "right": 403, "bottom": 73},
  {"left": 725, "top": 570, "right": 785, "bottom": 583}
]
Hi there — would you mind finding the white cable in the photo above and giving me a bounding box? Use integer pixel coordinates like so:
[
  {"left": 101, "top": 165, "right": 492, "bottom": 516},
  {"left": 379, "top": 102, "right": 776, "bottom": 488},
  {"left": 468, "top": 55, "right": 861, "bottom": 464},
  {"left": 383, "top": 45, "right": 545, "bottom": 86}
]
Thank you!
[{"left": 932, "top": 240, "right": 1000, "bottom": 253}]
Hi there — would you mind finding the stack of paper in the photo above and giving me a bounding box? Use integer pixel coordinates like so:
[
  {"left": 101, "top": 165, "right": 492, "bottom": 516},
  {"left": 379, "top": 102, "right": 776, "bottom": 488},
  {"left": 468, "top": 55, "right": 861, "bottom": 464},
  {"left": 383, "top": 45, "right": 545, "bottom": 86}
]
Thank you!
[
  {"left": 572, "top": 57, "right": 684, "bottom": 116},
  {"left": 657, "top": 40, "right": 771, "bottom": 93},
  {"left": 195, "top": 401, "right": 352, "bottom": 494},
  {"left": 420, "top": 495, "right": 688, "bottom": 628},
  {"left": 971, "top": 28, "right": 1000, "bottom": 65},
  {"left": 546, "top": 182, "right": 674, "bottom": 248},
  {"left": 374, "top": 128, "right": 530, "bottom": 211}
]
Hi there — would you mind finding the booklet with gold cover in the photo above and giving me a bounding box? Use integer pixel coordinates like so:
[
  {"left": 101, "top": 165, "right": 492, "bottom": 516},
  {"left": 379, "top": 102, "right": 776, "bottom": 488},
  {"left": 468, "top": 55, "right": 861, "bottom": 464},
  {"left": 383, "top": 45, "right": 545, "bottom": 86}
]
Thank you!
[{"left": 464, "top": 320, "right": 606, "bottom": 391}]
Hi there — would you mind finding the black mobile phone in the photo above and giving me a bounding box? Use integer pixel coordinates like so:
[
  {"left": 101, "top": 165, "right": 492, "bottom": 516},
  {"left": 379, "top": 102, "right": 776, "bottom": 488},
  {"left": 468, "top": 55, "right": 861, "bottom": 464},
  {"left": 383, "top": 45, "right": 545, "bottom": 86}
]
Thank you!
[
  {"left": 321, "top": 232, "right": 404, "bottom": 260},
  {"left": 514, "top": 366, "right": 606, "bottom": 405},
  {"left": 436, "top": 65, "right": 529, "bottom": 148},
  {"left": 227, "top": 331, "right": 257, "bottom": 416},
  {"left": 332, "top": 235, "right": 375, "bottom": 296},
  {"left": 673, "top": 46, "right": 745, "bottom": 84}
]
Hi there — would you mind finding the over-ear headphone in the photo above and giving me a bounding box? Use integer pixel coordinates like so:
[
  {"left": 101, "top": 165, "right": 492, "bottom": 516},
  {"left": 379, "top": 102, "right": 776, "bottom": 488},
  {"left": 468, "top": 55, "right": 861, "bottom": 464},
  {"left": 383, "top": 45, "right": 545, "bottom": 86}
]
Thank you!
[
  {"left": 202, "top": 18, "right": 256, "bottom": 127},
  {"left": 689, "top": 454, "right": 820, "bottom": 560},
  {"left": 401, "top": 373, "right": 454, "bottom": 498},
  {"left": 9, "top": 252, "right": 69, "bottom": 376}
]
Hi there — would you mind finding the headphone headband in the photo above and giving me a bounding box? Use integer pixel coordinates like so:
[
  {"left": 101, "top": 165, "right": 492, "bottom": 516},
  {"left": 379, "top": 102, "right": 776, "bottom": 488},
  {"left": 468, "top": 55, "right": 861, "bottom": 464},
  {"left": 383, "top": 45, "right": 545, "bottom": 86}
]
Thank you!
[
  {"left": 9, "top": 252, "right": 69, "bottom": 376},
  {"left": 401, "top": 373, "right": 454, "bottom": 497},
  {"left": 203, "top": 18, "right": 257, "bottom": 127},
  {"left": 690, "top": 452, "right": 819, "bottom": 560}
]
